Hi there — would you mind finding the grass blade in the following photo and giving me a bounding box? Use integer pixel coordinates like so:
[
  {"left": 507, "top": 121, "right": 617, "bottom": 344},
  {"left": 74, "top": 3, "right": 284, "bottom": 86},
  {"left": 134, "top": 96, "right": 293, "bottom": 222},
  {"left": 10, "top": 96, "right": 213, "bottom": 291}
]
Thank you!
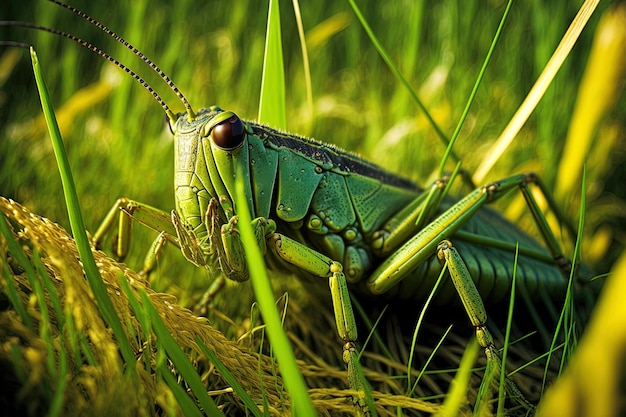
[
  {"left": 535, "top": 171, "right": 623, "bottom": 417},
  {"left": 498, "top": 245, "right": 518, "bottom": 415},
  {"left": 258, "top": 0, "right": 286, "bottom": 128},
  {"left": 439, "top": 0, "right": 513, "bottom": 174},
  {"left": 556, "top": 2, "right": 626, "bottom": 200},
  {"left": 197, "top": 340, "right": 264, "bottom": 417},
  {"left": 473, "top": 0, "right": 601, "bottom": 183},
  {"left": 29, "top": 47, "right": 135, "bottom": 367},
  {"left": 157, "top": 364, "right": 205, "bottom": 417},
  {"left": 347, "top": 0, "right": 453, "bottom": 157},
  {"left": 0, "top": 214, "right": 36, "bottom": 329},
  {"left": 436, "top": 339, "right": 480, "bottom": 417},
  {"left": 291, "top": 0, "right": 314, "bottom": 122},
  {"left": 138, "top": 289, "right": 224, "bottom": 417},
  {"left": 234, "top": 172, "right": 316, "bottom": 417}
]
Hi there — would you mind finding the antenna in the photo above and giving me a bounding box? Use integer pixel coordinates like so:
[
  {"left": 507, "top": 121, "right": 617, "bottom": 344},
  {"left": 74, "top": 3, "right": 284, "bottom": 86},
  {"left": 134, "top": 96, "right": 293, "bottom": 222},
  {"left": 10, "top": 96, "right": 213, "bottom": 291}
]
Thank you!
[
  {"left": 0, "top": 20, "right": 178, "bottom": 122},
  {"left": 49, "top": 0, "right": 195, "bottom": 120}
]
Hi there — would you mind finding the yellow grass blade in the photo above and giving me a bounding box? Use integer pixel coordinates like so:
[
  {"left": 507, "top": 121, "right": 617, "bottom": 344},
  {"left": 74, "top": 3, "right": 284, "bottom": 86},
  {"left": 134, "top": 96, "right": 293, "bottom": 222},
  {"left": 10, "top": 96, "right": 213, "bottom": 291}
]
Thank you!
[
  {"left": 473, "top": 0, "right": 600, "bottom": 184},
  {"left": 556, "top": 2, "right": 626, "bottom": 200}
]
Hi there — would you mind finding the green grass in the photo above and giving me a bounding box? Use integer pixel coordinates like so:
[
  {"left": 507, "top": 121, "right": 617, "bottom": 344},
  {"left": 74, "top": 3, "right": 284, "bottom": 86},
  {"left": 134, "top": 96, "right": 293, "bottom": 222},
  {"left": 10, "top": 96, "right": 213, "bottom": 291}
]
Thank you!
[
  {"left": 2, "top": 1, "right": 623, "bottom": 268},
  {"left": 1, "top": 0, "right": 625, "bottom": 416},
  {"left": 1, "top": 1, "right": 623, "bottom": 268}
]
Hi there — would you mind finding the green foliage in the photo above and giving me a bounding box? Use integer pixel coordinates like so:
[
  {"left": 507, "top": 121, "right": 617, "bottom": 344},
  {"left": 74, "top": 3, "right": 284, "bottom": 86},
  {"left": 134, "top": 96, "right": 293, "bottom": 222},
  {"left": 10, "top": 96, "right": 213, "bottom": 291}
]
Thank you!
[
  {"left": 0, "top": 1, "right": 624, "bottom": 416},
  {"left": 1, "top": 1, "right": 622, "bottom": 272}
]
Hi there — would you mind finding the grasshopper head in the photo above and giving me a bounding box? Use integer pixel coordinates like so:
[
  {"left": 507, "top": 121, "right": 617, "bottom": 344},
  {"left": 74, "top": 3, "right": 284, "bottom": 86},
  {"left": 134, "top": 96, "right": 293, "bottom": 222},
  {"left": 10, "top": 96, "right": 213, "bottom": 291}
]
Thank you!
[{"left": 169, "top": 106, "right": 258, "bottom": 243}]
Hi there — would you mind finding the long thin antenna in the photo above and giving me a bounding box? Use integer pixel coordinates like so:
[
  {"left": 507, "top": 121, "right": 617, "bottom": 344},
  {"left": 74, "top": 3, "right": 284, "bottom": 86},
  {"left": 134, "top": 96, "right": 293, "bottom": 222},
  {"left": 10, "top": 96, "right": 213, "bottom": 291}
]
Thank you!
[
  {"left": 49, "top": 0, "right": 196, "bottom": 120},
  {"left": 0, "top": 41, "right": 32, "bottom": 49},
  {"left": 0, "top": 20, "right": 177, "bottom": 122}
]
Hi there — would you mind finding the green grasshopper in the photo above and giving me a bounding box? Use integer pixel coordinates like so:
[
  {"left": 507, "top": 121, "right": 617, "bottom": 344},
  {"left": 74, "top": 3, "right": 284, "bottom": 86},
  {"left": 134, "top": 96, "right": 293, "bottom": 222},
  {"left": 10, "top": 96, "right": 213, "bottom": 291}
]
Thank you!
[{"left": 3, "top": 1, "right": 601, "bottom": 414}]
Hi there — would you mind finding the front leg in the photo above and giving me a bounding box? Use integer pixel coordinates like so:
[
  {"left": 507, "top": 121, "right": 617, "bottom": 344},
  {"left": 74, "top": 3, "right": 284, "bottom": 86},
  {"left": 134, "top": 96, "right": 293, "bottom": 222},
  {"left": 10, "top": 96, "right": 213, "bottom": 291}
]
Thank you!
[
  {"left": 170, "top": 198, "right": 276, "bottom": 280},
  {"left": 269, "top": 233, "right": 375, "bottom": 416},
  {"left": 172, "top": 201, "right": 276, "bottom": 313}
]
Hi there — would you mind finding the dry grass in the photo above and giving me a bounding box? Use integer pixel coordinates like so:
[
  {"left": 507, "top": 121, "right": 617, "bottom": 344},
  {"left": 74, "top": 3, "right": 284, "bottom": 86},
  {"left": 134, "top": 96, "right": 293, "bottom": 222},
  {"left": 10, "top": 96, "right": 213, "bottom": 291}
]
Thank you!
[{"left": 1, "top": 196, "right": 582, "bottom": 416}]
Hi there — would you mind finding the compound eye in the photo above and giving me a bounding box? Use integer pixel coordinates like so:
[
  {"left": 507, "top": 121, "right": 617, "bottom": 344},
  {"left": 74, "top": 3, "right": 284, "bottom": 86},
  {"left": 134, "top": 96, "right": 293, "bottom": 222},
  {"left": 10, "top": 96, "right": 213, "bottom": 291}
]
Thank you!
[{"left": 211, "top": 115, "right": 245, "bottom": 149}]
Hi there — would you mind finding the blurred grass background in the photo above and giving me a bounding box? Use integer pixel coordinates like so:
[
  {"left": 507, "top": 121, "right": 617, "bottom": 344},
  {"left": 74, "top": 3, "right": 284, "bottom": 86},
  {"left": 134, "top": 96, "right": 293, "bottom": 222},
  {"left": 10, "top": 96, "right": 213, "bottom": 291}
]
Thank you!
[
  {"left": 1, "top": 0, "right": 623, "bottom": 277},
  {"left": 0, "top": 0, "right": 625, "bottom": 414}
]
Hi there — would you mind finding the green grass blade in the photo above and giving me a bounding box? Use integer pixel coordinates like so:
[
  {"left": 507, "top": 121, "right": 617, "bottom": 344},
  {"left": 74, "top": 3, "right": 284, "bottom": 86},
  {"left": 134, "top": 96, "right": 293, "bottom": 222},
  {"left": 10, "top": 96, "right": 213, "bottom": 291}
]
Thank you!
[
  {"left": 157, "top": 363, "right": 205, "bottom": 417},
  {"left": 347, "top": 0, "right": 454, "bottom": 157},
  {"left": 353, "top": 299, "right": 392, "bottom": 359},
  {"left": 29, "top": 47, "right": 135, "bottom": 367},
  {"left": 138, "top": 289, "right": 224, "bottom": 417},
  {"left": 439, "top": 0, "right": 513, "bottom": 175},
  {"left": 32, "top": 246, "right": 64, "bottom": 330},
  {"left": 542, "top": 166, "right": 587, "bottom": 393},
  {"left": 197, "top": 340, "right": 264, "bottom": 417},
  {"left": 234, "top": 172, "right": 316, "bottom": 417},
  {"left": 498, "top": 244, "right": 518, "bottom": 415},
  {"left": 407, "top": 266, "right": 445, "bottom": 386},
  {"left": 0, "top": 214, "right": 35, "bottom": 329},
  {"left": 409, "top": 324, "right": 453, "bottom": 397},
  {"left": 258, "top": 0, "right": 286, "bottom": 129},
  {"left": 48, "top": 343, "right": 68, "bottom": 417},
  {"left": 436, "top": 339, "right": 480, "bottom": 417},
  {"left": 9, "top": 344, "right": 29, "bottom": 390}
]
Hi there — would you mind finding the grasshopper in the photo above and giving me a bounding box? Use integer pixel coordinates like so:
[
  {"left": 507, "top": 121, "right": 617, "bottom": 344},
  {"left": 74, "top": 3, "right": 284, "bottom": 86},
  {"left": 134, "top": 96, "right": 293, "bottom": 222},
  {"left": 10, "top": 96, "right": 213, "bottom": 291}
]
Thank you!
[{"left": 2, "top": 1, "right": 602, "bottom": 415}]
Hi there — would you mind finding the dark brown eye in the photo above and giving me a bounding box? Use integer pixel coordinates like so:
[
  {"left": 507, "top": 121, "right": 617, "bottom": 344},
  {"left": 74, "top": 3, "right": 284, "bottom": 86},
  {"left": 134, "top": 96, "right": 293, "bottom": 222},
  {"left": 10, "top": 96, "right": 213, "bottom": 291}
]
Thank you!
[{"left": 211, "top": 115, "right": 245, "bottom": 149}]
